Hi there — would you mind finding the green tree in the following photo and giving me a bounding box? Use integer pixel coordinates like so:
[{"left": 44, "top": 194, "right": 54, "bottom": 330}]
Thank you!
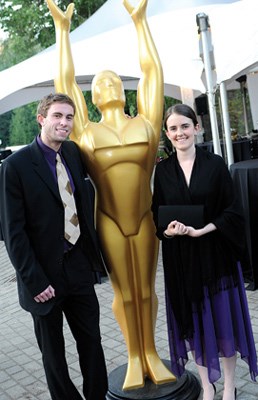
[
  {"left": 0, "top": 35, "right": 41, "bottom": 72},
  {"left": 0, "top": 0, "right": 106, "bottom": 145},
  {"left": 9, "top": 103, "right": 38, "bottom": 146},
  {"left": 160, "top": 96, "right": 180, "bottom": 156},
  {"left": 0, "top": 0, "right": 107, "bottom": 69},
  {"left": 227, "top": 89, "right": 252, "bottom": 135},
  {"left": 124, "top": 90, "right": 137, "bottom": 117},
  {"left": 83, "top": 91, "right": 101, "bottom": 122},
  {"left": 0, "top": 111, "right": 12, "bottom": 148}
]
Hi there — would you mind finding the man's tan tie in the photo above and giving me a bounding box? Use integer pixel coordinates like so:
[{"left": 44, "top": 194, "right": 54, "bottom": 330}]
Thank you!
[{"left": 56, "top": 153, "right": 80, "bottom": 245}]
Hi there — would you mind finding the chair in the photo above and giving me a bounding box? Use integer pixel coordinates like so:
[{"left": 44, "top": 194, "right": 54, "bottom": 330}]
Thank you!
[{"left": 0, "top": 149, "right": 12, "bottom": 165}]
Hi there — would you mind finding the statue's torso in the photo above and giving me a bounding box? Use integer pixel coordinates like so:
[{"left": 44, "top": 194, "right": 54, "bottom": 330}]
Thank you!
[{"left": 79, "top": 116, "right": 159, "bottom": 234}]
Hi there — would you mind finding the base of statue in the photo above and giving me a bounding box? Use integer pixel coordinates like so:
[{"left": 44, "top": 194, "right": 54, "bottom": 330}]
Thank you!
[{"left": 106, "top": 360, "right": 201, "bottom": 400}]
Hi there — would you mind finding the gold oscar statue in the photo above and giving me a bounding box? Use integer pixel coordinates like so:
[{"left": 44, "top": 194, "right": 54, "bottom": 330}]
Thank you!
[{"left": 46, "top": 0, "right": 176, "bottom": 390}]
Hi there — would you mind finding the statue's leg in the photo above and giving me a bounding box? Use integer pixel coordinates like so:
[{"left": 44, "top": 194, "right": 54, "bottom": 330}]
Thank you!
[
  {"left": 98, "top": 216, "right": 145, "bottom": 389},
  {"left": 111, "top": 277, "right": 145, "bottom": 390},
  {"left": 134, "top": 215, "right": 177, "bottom": 384}
]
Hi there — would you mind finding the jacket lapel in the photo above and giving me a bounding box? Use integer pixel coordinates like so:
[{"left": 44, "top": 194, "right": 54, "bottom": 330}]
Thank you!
[{"left": 29, "top": 139, "right": 61, "bottom": 202}]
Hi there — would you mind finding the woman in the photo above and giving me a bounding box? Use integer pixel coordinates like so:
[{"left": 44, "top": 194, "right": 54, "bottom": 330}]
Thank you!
[{"left": 152, "top": 104, "right": 258, "bottom": 400}]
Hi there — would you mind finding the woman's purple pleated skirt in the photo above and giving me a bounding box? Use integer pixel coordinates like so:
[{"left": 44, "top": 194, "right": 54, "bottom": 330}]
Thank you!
[{"left": 165, "top": 262, "right": 258, "bottom": 383}]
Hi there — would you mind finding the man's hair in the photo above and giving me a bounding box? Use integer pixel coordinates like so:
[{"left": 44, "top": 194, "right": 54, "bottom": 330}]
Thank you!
[{"left": 37, "top": 93, "right": 76, "bottom": 128}]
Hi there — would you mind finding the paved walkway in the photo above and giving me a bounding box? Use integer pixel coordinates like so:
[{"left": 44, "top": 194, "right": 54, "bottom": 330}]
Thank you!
[{"left": 0, "top": 241, "right": 258, "bottom": 399}]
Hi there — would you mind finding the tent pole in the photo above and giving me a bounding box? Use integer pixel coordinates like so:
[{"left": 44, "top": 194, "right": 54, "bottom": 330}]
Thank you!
[
  {"left": 220, "top": 82, "right": 234, "bottom": 167},
  {"left": 236, "top": 75, "right": 249, "bottom": 134},
  {"left": 196, "top": 13, "right": 221, "bottom": 156}
]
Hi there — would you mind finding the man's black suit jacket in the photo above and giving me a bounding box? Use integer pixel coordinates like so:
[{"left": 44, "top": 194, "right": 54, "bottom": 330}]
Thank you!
[{"left": 0, "top": 138, "right": 106, "bottom": 315}]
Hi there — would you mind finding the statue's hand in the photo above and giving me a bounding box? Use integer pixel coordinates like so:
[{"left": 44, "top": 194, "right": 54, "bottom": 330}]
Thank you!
[
  {"left": 123, "top": 0, "right": 147, "bottom": 21},
  {"left": 46, "top": 0, "right": 74, "bottom": 31}
]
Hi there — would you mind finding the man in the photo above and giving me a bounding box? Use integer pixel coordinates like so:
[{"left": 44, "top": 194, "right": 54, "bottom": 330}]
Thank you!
[{"left": 0, "top": 93, "right": 108, "bottom": 400}]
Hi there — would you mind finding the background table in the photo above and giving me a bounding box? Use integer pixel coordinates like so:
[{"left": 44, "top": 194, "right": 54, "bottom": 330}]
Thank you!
[
  {"left": 197, "top": 138, "right": 252, "bottom": 162},
  {"left": 230, "top": 159, "right": 258, "bottom": 290},
  {"left": 232, "top": 139, "right": 252, "bottom": 162}
]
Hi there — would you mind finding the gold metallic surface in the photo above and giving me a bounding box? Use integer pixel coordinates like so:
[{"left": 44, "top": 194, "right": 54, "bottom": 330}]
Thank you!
[{"left": 46, "top": 0, "right": 176, "bottom": 389}]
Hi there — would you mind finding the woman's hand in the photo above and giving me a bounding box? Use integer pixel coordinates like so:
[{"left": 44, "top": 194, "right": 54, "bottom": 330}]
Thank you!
[
  {"left": 164, "top": 221, "right": 216, "bottom": 239},
  {"left": 123, "top": 0, "right": 147, "bottom": 21},
  {"left": 46, "top": 0, "right": 74, "bottom": 31},
  {"left": 186, "top": 226, "right": 199, "bottom": 237},
  {"left": 187, "top": 222, "right": 217, "bottom": 238},
  {"left": 164, "top": 220, "right": 189, "bottom": 237}
]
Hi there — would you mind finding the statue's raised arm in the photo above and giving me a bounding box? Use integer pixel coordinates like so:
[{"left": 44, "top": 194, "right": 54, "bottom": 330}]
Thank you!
[
  {"left": 123, "top": 0, "right": 147, "bottom": 19},
  {"left": 123, "top": 0, "right": 164, "bottom": 137},
  {"left": 46, "top": 0, "right": 88, "bottom": 142},
  {"left": 46, "top": 0, "right": 74, "bottom": 31}
]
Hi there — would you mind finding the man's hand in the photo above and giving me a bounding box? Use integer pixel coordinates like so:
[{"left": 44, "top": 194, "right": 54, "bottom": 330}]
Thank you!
[{"left": 34, "top": 285, "right": 55, "bottom": 303}]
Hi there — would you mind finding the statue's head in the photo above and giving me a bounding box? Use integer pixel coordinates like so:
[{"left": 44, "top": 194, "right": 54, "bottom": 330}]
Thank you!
[{"left": 91, "top": 70, "right": 126, "bottom": 110}]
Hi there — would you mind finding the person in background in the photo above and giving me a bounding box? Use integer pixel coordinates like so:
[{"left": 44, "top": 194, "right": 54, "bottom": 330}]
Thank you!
[
  {"left": 152, "top": 104, "right": 258, "bottom": 400},
  {"left": 0, "top": 93, "right": 108, "bottom": 400}
]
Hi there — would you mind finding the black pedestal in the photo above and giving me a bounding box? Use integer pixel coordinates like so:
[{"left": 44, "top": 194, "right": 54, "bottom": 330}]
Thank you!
[{"left": 106, "top": 361, "right": 201, "bottom": 400}]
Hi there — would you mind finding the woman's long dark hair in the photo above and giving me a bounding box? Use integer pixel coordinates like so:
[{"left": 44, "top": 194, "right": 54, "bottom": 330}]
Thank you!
[{"left": 164, "top": 104, "right": 198, "bottom": 130}]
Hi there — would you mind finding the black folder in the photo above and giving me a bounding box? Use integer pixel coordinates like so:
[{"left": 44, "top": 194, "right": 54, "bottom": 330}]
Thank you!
[{"left": 158, "top": 205, "right": 204, "bottom": 229}]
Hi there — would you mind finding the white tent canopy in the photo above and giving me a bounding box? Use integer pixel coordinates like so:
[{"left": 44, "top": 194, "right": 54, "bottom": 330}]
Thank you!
[
  {"left": 208, "top": 0, "right": 258, "bottom": 84},
  {"left": 0, "top": 0, "right": 257, "bottom": 115}
]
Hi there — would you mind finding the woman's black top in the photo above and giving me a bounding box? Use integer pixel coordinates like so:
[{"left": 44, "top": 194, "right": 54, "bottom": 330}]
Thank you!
[{"left": 152, "top": 146, "right": 248, "bottom": 338}]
